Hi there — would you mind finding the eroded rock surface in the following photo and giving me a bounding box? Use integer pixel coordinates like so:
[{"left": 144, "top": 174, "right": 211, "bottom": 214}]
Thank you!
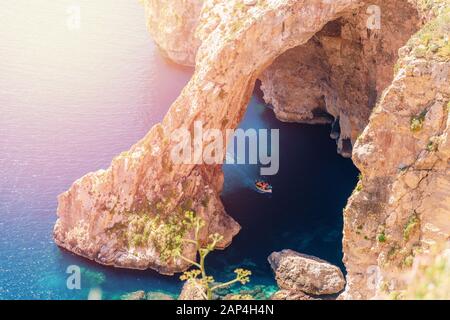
[
  {"left": 268, "top": 250, "right": 346, "bottom": 296},
  {"left": 141, "top": 0, "right": 203, "bottom": 66},
  {"left": 341, "top": 5, "right": 450, "bottom": 299},
  {"left": 260, "top": 0, "right": 421, "bottom": 157},
  {"left": 120, "top": 290, "right": 146, "bottom": 300},
  {"left": 179, "top": 280, "right": 207, "bottom": 300},
  {"left": 270, "top": 289, "right": 316, "bottom": 300},
  {"left": 142, "top": 0, "right": 421, "bottom": 158}
]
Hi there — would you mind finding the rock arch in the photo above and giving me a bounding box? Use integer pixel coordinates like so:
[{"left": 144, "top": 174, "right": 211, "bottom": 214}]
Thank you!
[
  {"left": 54, "top": 0, "right": 361, "bottom": 274},
  {"left": 54, "top": 0, "right": 450, "bottom": 299}
]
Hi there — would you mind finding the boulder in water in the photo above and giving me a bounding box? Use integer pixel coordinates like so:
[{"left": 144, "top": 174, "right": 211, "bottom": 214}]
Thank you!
[
  {"left": 179, "top": 280, "right": 207, "bottom": 300},
  {"left": 268, "top": 249, "right": 345, "bottom": 296},
  {"left": 120, "top": 290, "right": 146, "bottom": 300}
]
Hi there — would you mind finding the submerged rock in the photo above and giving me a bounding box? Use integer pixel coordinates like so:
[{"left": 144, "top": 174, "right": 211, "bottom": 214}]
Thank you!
[
  {"left": 120, "top": 290, "right": 174, "bottom": 300},
  {"left": 270, "top": 290, "right": 316, "bottom": 301},
  {"left": 120, "top": 290, "right": 146, "bottom": 300},
  {"left": 214, "top": 284, "right": 277, "bottom": 300},
  {"left": 146, "top": 291, "right": 174, "bottom": 300},
  {"left": 268, "top": 250, "right": 346, "bottom": 296},
  {"left": 179, "top": 280, "right": 207, "bottom": 300}
]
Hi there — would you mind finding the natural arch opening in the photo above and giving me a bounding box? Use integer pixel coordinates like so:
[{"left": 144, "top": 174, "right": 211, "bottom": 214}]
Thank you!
[{"left": 202, "top": 83, "right": 359, "bottom": 298}]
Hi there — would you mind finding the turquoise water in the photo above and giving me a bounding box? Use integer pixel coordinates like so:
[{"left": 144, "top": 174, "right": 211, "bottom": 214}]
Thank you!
[{"left": 0, "top": 1, "right": 358, "bottom": 299}]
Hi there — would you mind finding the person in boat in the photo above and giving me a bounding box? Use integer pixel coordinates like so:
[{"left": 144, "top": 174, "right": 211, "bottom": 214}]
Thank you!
[{"left": 255, "top": 180, "right": 272, "bottom": 191}]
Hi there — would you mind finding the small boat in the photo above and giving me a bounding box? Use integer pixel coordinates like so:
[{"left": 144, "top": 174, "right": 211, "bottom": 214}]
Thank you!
[{"left": 255, "top": 180, "right": 272, "bottom": 194}]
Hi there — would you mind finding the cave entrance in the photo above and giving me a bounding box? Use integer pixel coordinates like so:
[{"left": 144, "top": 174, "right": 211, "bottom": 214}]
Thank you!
[{"left": 205, "top": 83, "right": 359, "bottom": 295}]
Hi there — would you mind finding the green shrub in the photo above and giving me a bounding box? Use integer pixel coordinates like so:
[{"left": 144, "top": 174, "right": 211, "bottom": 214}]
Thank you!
[
  {"left": 81, "top": 268, "right": 106, "bottom": 287},
  {"left": 403, "top": 255, "right": 415, "bottom": 268},
  {"left": 353, "top": 173, "right": 364, "bottom": 193},
  {"left": 389, "top": 291, "right": 404, "bottom": 300},
  {"left": 131, "top": 234, "right": 143, "bottom": 247},
  {"left": 378, "top": 231, "right": 387, "bottom": 243},
  {"left": 404, "top": 214, "right": 421, "bottom": 241},
  {"left": 387, "top": 245, "right": 400, "bottom": 260},
  {"left": 427, "top": 140, "right": 438, "bottom": 152},
  {"left": 410, "top": 110, "right": 427, "bottom": 132},
  {"left": 407, "top": 8, "right": 450, "bottom": 61}
]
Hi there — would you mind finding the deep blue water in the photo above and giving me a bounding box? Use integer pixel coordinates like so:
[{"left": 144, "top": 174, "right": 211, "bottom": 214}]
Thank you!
[{"left": 0, "top": 0, "right": 358, "bottom": 300}]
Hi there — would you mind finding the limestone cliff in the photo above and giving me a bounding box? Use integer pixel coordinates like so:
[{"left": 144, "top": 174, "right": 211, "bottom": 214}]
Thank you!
[
  {"left": 54, "top": 0, "right": 450, "bottom": 299},
  {"left": 341, "top": 4, "right": 450, "bottom": 299},
  {"left": 141, "top": 0, "right": 203, "bottom": 66},
  {"left": 260, "top": 0, "right": 421, "bottom": 157}
]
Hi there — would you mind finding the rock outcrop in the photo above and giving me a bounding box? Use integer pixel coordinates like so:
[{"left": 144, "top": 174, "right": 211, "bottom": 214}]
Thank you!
[
  {"left": 54, "top": 0, "right": 450, "bottom": 300},
  {"left": 179, "top": 280, "right": 207, "bottom": 300},
  {"left": 120, "top": 290, "right": 146, "bottom": 300},
  {"left": 146, "top": 291, "right": 175, "bottom": 300},
  {"left": 141, "top": 0, "right": 203, "bottom": 66},
  {"left": 341, "top": 4, "right": 450, "bottom": 299},
  {"left": 120, "top": 290, "right": 174, "bottom": 300},
  {"left": 270, "top": 289, "right": 316, "bottom": 300},
  {"left": 141, "top": 0, "right": 421, "bottom": 157},
  {"left": 268, "top": 250, "right": 346, "bottom": 296}
]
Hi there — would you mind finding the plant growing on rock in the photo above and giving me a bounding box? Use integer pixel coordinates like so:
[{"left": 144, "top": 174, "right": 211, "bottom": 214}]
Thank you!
[
  {"left": 427, "top": 139, "right": 438, "bottom": 152},
  {"left": 403, "top": 244, "right": 450, "bottom": 299},
  {"left": 404, "top": 213, "right": 421, "bottom": 241},
  {"left": 378, "top": 230, "right": 387, "bottom": 243},
  {"left": 403, "top": 255, "right": 415, "bottom": 268},
  {"left": 410, "top": 110, "right": 427, "bottom": 132},
  {"left": 166, "top": 211, "right": 251, "bottom": 300}
]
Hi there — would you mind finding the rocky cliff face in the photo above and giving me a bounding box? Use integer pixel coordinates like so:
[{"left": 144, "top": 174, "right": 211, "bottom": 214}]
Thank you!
[
  {"left": 54, "top": 0, "right": 450, "bottom": 299},
  {"left": 141, "top": 0, "right": 203, "bottom": 66},
  {"left": 341, "top": 4, "right": 450, "bottom": 299},
  {"left": 260, "top": 0, "right": 421, "bottom": 157}
]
